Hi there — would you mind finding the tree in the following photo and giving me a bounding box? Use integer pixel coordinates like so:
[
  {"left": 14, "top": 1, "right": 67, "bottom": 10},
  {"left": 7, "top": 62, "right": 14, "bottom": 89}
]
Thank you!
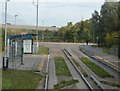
[
  {"left": 91, "top": 10, "right": 100, "bottom": 44},
  {"left": 105, "top": 32, "right": 118, "bottom": 47},
  {"left": 59, "top": 22, "right": 74, "bottom": 42},
  {"left": 100, "top": 1, "right": 118, "bottom": 33},
  {"left": 100, "top": 1, "right": 118, "bottom": 46},
  {"left": 77, "top": 20, "right": 84, "bottom": 42}
]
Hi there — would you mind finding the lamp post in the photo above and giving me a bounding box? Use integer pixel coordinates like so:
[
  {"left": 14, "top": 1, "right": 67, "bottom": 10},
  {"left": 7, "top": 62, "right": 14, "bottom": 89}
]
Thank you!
[
  {"left": 14, "top": 14, "right": 18, "bottom": 35},
  {"left": 4, "top": 0, "right": 9, "bottom": 70},
  {"left": 42, "top": 20, "right": 44, "bottom": 41},
  {"left": 33, "top": 0, "right": 39, "bottom": 54}
]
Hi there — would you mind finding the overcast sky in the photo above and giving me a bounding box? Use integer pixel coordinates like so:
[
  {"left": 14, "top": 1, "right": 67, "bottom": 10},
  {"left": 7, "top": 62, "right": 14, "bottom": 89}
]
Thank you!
[{"left": 0, "top": 0, "right": 105, "bottom": 27}]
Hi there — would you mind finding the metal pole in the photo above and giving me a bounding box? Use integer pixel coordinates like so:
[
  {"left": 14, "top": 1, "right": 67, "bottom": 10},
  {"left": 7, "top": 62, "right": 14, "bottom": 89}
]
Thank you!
[
  {"left": 32, "top": 0, "right": 39, "bottom": 54},
  {"left": 4, "top": 0, "right": 8, "bottom": 70},
  {"left": 42, "top": 20, "right": 44, "bottom": 41},
  {"left": 15, "top": 15, "right": 18, "bottom": 35},
  {"left": 36, "top": 0, "right": 39, "bottom": 54},
  {"left": 14, "top": 15, "right": 18, "bottom": 69}
]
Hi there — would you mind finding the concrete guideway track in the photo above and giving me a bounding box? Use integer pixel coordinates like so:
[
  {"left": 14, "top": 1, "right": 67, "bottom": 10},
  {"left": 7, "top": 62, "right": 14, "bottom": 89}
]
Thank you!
[
  {"left": 47, "top": 48, "right": 59, "bottom": 89},
  {"left": 69, "top": 48, "right": 119, "bottom": 89},
  {"left": 44, "top": 43, "right": 90, "bottom": 89},
  {"left": 62, "top": 49, "right": 91, "bottom": 90},
  {"left": 41, "top": 42, "right": 117, "bottom": 89}
]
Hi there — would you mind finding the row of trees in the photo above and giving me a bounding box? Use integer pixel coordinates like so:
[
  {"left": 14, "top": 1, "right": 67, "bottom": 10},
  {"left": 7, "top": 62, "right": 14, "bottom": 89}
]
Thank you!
[
  {"left": 58, "top": 1, "right": 119, "bottom": 47},
  {"left": 58, "top": 20, "right": 90, "bottom": 43},
  {"left": 91, "top": 1, "right": 119, "bottom": 47}
]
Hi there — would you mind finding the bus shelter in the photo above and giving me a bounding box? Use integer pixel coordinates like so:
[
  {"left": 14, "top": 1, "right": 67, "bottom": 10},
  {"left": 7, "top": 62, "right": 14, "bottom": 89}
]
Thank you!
[{"left": 3, "top": 34, "right": 37, "bottom": 69}]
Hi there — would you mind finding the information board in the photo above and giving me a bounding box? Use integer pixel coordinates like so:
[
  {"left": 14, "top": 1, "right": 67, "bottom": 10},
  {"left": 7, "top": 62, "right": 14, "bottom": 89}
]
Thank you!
[{"left": 23, "top": 39, "right": 32, "bottom": 53}]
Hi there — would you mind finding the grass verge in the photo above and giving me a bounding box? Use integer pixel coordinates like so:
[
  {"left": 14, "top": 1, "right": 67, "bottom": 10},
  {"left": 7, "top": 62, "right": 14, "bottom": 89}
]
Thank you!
[
  {"left": 72, "top": 59, "right": 88, "bottom": 77},
  {"left": 54, "top": 79, "right": 79, "bottom": 89},
  {"left": 100, "top": 81, "right": 120, "bottom": 88},
  {"left": 38, "top": 46, "right": 49, "bottom": 55},
  {"left": 2, "top": 69, "right": 43, "bottom": 89},
  {"left": 80, "top": 57, "right": 113, "bottom": 78},
  {"left": 54, "top": 56, "right": 71, "bottom": 76}
]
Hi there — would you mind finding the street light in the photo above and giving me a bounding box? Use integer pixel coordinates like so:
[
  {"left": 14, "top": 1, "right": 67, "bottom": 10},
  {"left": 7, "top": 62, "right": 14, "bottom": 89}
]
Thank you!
[
  {"left": 14, "top": 14, "right": 18, "bottom": 35},
  {"left": 42, "top": 20, "right": 44, "bottom": 41},
  {"left": 33, "top": 0, "right": 39, "bottom": 54},
  {"left": 4, "top": 0, "right": 10, "bottom": 70}
]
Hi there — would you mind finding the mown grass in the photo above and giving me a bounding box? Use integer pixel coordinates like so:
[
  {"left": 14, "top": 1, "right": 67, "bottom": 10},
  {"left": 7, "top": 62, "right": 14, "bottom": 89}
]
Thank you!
[
  {"left": 2, "top": 69, "right": 43, "bottom": 89},
  {"left": 54, "top": 56, "right": 71, "bottom": 76},
  {"left": 72, "top": 59, "right": 88, "bottom": 77},
  {"left": 54, "top": 79, "right": 79, "bottom": 89},
  {"left": 38, "top": 46, "right": 49, "bottom": 55},
  {"left": 80, "top": 57, "right": 113, "bottom": 78}
]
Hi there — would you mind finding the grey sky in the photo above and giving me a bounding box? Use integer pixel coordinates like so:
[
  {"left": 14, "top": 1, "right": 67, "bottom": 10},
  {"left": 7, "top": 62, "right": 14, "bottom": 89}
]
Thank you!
[{"left": 0, "top": 0, "right": 105, "bottom": 27}]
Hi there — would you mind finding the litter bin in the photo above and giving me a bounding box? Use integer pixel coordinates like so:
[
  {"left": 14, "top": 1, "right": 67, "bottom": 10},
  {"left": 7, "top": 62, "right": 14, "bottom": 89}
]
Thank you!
[{"left": 3, "top": 57, "right": 9, "bottom": 69}]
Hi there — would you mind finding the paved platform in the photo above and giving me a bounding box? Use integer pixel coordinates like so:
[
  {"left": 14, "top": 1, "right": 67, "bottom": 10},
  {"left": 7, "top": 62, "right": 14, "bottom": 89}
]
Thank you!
[
  {"left": 15, "top": 54, "right": 41, "bottom": 71},
  {"left": 0, "top": 54, "right": 42, "bottom": 71}
]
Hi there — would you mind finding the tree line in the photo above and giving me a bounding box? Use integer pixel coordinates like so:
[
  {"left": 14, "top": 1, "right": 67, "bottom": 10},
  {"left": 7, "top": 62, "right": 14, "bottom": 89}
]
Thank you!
[{"left": 57, "top": 1, "right": 119, "bottom": 47}]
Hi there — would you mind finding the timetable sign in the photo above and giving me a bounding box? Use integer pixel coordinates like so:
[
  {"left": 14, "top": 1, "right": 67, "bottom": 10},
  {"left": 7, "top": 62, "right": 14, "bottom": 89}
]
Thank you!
[{"left": 23, "top": 39, "right": 32, "bottom": 53}]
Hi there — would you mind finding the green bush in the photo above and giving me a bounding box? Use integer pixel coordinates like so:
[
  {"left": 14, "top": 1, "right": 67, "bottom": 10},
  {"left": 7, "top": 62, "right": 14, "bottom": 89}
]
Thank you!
[{"left": 105, "top": 32, "right": 118, "bottom": 47}]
